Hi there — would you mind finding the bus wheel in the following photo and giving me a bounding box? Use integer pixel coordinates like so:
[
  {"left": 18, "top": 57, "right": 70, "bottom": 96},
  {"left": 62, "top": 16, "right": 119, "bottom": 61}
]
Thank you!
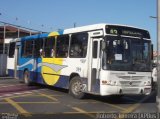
[
  {"left": 23, "top": 70, "right": 32, "bottom": 86},
  {"left": 69, "top": 77, "right": 85, "bottom": 99}
]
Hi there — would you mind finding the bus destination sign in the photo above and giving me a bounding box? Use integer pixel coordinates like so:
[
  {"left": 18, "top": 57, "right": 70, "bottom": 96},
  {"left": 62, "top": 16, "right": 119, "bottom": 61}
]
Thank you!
[{"left": 106, "top": 25, "right": 150, "bottom": 39}]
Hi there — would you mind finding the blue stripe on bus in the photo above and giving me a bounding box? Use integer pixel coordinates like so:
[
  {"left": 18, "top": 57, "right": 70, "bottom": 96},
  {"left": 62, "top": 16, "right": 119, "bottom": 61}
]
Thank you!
[
  {"left": 18, "top": 58, "right": 42, "bottom": 71},
  {"left": 21, "top": 30, "right": 64, "bottom": 41},
  {"left": 57, "top": 30, "right": 64, "bottom": 35}
]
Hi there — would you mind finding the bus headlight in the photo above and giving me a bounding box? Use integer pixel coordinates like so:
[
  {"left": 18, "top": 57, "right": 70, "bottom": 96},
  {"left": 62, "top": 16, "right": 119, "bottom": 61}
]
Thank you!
[
  {"left": 102, "top": 80, "right": 116, "bottom": 85},
  {"left": 102, "top": 80, "right": 108, "bottom": 84}
]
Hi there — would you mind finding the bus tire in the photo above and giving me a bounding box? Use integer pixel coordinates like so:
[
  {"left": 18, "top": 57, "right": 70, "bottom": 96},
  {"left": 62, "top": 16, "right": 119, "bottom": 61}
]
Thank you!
[
  {"left": 23, "top": 70, "right": 32, "bottom": 86},
  {"left": 69, "top": 76, "right": 85, "bottom": 99}
]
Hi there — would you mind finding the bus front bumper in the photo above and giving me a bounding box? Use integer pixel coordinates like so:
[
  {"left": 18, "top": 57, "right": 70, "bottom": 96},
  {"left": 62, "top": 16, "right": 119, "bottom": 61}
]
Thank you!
[{"left": 100, "top": 85, "right": 151, "bottom": 96}]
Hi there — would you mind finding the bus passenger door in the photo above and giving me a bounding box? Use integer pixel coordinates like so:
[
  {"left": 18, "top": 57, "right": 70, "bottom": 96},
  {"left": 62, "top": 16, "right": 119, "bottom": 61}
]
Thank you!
[
  {"left": 14, "top": 42, "right": 20, "bottom": 79},
  {"left": 88, "top": 38, "right": 102, "bottom": 92}
]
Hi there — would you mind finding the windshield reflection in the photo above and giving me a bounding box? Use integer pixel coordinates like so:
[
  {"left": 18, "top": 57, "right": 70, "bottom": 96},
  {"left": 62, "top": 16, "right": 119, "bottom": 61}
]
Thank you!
[{"left": 102, "top": 36, "right": 151, "bottom": 72}]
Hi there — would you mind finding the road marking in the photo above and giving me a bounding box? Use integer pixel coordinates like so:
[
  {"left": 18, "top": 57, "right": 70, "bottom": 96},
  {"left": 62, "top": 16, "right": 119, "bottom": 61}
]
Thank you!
[
  {"left": 0, "top": 92, "right": 32, "bottom": 100},
  {"left": 0, "top": 101, "right": 59, "bottom": 104},
  {"left": 72, "top": 101, "right": 126, "bottom": 111},
  {"left": 28, "top": 94, "right": 63, "bottom": 97},
  {"left": 1, "top": 94, "right": 32, "bottom": 99},
  {"left": 71, "top": 107, "right": 95, "bottom": 118},
  {"left": 14, "top": 92, "right": 25, "bottom": 95},
  {"left": 31, "top": 89, "right": 46, "bottom": 92},
  {"left": 104, "top": 103, "right": 126, "bottom": 111},
  {"left": 2, "top": 94, "right": 13, "bottom": 97},
  {"left": 88, "top": 100, "right": 126, "bottom": 111},
  {"left": 72, "top": 101, "right": 89, "bottom": 104},
  {"left": 17, "top": 102, "right": 59, "bottom": 104},
  {"left": 0, "top": 102, "right": 8, "bottom": 104},
  {"left": 64, "top": 111, "right": 105, "bottom": 114},
  {"left": 81, "top": 99, "right": 126, "bottom": 111},
  {"left": 116, "top": 93, "right": 155, "bottom": 119},
  {"left": 39, "top": 93, "right": 58, "bottom": 102},
  {"left": 0, "top": 84, "right": 24, "bottom": 88},
  {"left": 5, "top": 98, "right": 31, "bottom": 117}
]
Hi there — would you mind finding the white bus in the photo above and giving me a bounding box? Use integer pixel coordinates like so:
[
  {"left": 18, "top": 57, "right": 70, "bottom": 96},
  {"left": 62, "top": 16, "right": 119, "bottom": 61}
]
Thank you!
[
  {"left": 8, "top": 23, "right": 152, "bottom": 98},
  {"left": 7, "top": 38, "right": 20, "bottom": 78}
]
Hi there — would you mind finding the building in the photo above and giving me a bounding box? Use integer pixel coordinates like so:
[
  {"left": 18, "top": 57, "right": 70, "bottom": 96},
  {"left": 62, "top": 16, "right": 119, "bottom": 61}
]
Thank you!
[
  {"left": 0, "top": 25, "right": 39, "bottom": 54},
  {"left": 0, "top": 24, "right": 40, "bottom": 76}
]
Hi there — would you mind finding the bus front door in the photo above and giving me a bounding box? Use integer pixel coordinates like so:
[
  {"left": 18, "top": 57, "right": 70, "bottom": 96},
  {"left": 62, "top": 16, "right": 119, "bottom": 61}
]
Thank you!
[{"left": 88, "top": 38, "right": 101, "bottom": 92}]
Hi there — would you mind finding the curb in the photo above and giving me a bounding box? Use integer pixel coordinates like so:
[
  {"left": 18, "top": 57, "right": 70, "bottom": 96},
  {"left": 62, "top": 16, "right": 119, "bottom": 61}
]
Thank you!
[{"left": 0, "top": 77, "right": 14, "bottom": 79}]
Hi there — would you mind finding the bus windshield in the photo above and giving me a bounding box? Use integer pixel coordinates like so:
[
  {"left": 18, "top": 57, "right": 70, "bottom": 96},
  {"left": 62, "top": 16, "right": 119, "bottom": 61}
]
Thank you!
[{"left": 102, "top": 36, "right": 151, "bottom": 72}]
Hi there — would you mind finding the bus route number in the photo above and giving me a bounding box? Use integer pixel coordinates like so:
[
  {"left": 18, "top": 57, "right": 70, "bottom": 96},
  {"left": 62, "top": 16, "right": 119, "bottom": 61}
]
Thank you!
[{"left": 110, "top": 29, "right": 118, "bottom": 35}]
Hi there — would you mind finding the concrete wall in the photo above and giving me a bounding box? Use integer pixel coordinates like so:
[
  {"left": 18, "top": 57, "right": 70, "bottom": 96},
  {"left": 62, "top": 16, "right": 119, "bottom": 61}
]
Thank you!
[{"left": 0, "top": 54, "right": 7, "bottom": 76}]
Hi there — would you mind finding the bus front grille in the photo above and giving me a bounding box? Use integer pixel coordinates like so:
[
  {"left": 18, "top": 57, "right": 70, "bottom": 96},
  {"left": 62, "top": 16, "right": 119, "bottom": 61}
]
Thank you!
[
  {"left": 120, "top": 81, "right": 141, "bottom": 86},
  {"left": 118, "top": 76, "right": 145, "bottom": 80}
]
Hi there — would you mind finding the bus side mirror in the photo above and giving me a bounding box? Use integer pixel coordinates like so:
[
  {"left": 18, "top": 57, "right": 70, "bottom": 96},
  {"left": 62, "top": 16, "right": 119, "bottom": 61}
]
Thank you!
[
  {"left": 102, "top": 41, "right": 107, "bottom": 50},
  {"left": 153, "top": 63, "right": 157, "bottom": 68}
]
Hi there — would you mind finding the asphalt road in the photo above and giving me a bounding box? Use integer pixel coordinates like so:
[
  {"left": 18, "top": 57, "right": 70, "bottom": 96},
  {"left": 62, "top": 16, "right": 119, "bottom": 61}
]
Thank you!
[{"left": 0, "top": 78, "right": 157, "bottom": 119}]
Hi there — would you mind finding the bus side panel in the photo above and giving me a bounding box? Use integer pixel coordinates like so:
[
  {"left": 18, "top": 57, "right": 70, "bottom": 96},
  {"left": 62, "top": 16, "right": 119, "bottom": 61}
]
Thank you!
[
  {"left": 50, "top": 75, "right": 70, "bottom": 89},
  {"left": 29, "top": 71, "right": 44, "bottom": 84},
  {"left": 40, "top": 58, "right": 88, "bottom": 89},
  {"left": 17, "top": 57, "right": 70, "bottom": 87},
  {"left": 32, "top": 58, "right": 44, "bottom": 84},
  {"left": 17, "top": 57, "right": 88, "bottom": 90},
  {"left": 53, "top": 58, "right": 88, "bottom": 89},
  {"left": 17, "top": 58, "right": 35, "bottom": 81},
  {"left": 41, "top": 58, "right": 70, "bottom": 88},
  {"left": 7, "top": 57, "right": 15, "bottom": 77},
  {"left": 17, "top": 57, "right": 45, "bottom": 84},
  {"left": 17, "top": 70, "right": 24, "bottom": 80}
]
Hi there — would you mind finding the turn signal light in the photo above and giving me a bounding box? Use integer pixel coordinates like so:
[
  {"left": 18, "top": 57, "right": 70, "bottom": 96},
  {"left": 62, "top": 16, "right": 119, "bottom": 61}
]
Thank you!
[{"left": 102, "top": 80, "right": 107, "bottom": 84}]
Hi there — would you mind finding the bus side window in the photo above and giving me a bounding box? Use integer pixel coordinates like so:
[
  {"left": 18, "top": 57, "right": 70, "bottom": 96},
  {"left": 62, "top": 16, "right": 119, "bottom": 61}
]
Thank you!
[
  {"left": 93, "top": 41, "right": 98, "bottom": 58},
  {"left": 100, "top": 40, "right": 102, "bottom": 58},
  {"left": 34, "top": 39, "right": 43, "bottom": 57},
  {"left": 22, "top": 40, "right": 33, "bottom": 57},
  {"left": 69, "top": 32, "right": 88, "bottom": 58},
  {"left": 43, "top": 37, "right": 55, "bottom": 58},
  {"left": 56, "top": 35, "right": 69, "bottom": 58}
]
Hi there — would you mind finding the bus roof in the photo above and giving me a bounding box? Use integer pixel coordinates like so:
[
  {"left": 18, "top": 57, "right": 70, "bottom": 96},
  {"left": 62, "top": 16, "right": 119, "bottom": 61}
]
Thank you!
[
  {"left": 21, "top": 33, "right": 49, "bottom": 41},
  {"left": 64, "top": 23, "right": 149, "bottom": 34},
  {"left": 20, "top": 23, "right": 150, "bottom": 41}
]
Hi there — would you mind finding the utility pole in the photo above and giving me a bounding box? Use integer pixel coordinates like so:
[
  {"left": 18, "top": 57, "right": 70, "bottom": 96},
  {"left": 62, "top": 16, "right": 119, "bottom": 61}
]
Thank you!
[
  {"left": 74, "top": 23, "right": 76, "bottom": 28},
  {"left": 157, "top": 0, "right": 160, "bottom": 112},
  {"left": 3, "top": 23, "right": 6, "bottom": 54}
]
